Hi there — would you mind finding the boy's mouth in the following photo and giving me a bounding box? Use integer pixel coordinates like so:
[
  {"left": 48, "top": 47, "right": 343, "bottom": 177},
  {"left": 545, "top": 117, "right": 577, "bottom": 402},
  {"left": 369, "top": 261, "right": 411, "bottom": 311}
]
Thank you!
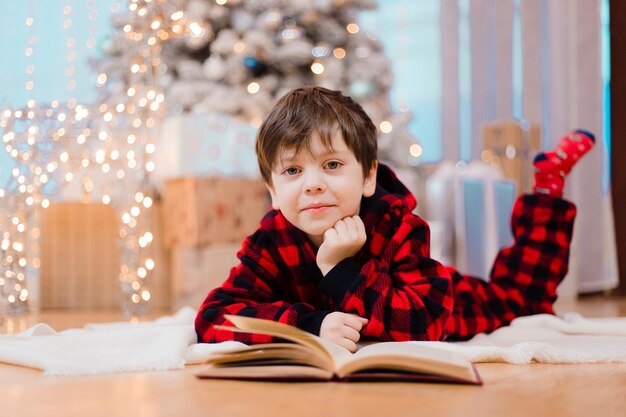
[{"left": 302, "top": 203, "right": 334, "bottom": 213}]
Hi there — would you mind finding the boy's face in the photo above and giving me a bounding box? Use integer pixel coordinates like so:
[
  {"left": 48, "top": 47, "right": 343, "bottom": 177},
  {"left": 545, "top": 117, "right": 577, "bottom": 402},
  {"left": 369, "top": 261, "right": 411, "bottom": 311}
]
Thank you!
[{"left": 267, "top": 130, "right": 377, "bottom": 247}]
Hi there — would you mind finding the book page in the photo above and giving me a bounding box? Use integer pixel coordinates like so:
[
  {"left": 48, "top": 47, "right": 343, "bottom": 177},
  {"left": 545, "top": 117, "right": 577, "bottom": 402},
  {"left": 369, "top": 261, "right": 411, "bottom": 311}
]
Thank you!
[
  {"left": 197, "top": 364, "right": 334, "bottom": 380},
  {"left": 204, "top": 343, "right": 330, "bottom": 369},
  {"left": 335, "top": 342, "right": 478, "bottom": 382},
  {"left": 222, "top": 315, "right": 352, "bottom": 370}
]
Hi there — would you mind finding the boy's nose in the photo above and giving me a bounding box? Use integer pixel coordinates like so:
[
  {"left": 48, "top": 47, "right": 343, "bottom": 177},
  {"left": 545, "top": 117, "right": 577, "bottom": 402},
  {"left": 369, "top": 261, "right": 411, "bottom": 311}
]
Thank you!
[{"left": 303, "top": 174, "right": 326, "bottom": 194}]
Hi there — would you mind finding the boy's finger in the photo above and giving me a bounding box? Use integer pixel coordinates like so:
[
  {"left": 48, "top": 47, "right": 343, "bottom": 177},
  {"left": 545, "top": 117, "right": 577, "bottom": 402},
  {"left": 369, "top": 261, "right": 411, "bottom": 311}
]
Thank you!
[
  {"left": 333, "top": 219, "right": 348, "bottom": 236},
  {"left": 342, "top": 217, "right": 361, "bottom": 238},
  {"left": 353, "top": 215, "right": 366, "bottom": 234},
  {"left": 323, "top": 227, "right": 338, "bottom": 241},
  {"left": 341, "top": 326, "right": 361, "bottom": 342},
  {"left": 344, "top": 314, "right": 368, "bottom": 331},
  {"left": 338, "top": 338, "right": 357, "bottom": 353}
]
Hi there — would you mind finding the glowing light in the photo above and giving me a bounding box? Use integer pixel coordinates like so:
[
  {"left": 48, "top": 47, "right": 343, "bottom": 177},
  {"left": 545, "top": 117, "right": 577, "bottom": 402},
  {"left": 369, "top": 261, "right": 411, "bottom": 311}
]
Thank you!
[
  {"left": 505, "top": 144, "right": 517, "bottom": 159},
  {"left": 333, "top": 48, "right": 346, "bottom": 59},
  {"left": 346, "top": 23, "right": 360, "bottom": 34},
  {"left": 188, "top": 22, "right": 205, "bottom": 37},
  {"left": 409, "top": 144, "right": 423, "bottom": 158},
  {"left": 145, "top": 259, "right": 155, "bottom": 270},
  {"left": 379, "top": 121, "right": 393, "bottom": 133},
  {"left": 97, "top": 73, "right": 107, "bottom": 85},
  {"left": 247, "top": 82, "right": 260, "bottom": 94},
  {"left": 95, "top": 149, "right": 106, "bottom": 164},
  {"left": 311, "top": 61, "right": 325, "bottom": 75}
]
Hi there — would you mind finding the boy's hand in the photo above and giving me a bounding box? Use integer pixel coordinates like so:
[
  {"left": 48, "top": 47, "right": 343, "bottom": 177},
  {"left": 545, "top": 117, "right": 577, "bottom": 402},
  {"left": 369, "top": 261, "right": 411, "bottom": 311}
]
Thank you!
[
  {"left": 316, "top": 215, "right": 366, "bottom": 276},
  {"left": 319, "top": 312, "right": 368, "bottom": 352}
]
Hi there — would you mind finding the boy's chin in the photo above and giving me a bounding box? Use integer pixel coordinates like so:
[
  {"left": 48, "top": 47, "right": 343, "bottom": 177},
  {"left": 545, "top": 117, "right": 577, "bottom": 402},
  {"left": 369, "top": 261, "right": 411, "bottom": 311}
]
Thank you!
[{"left": 300, "top": 227, "right": 329, "bottom": 246}]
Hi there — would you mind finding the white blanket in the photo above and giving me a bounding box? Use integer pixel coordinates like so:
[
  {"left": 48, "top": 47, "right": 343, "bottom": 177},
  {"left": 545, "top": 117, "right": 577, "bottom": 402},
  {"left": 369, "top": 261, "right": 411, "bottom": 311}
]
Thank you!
[{"left": 1, "top": 308, "right": 625, "bottom": 376}]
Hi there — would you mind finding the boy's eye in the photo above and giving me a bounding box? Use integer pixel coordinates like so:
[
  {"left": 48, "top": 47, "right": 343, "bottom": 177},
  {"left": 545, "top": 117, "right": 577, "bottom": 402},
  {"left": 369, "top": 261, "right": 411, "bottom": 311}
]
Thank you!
[
  {"left": 325, "top": 161, "right": 342, "bottom": 170},
  {"left": 283, "top": 167, "right": 300, "bottom": 176}
]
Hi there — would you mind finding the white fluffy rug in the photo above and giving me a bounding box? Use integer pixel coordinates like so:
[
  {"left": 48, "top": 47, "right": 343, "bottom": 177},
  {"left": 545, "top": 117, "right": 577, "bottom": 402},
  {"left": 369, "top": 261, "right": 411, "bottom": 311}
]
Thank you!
[{"left": 1, "top": 308, "right": 625, "bottom": 376}]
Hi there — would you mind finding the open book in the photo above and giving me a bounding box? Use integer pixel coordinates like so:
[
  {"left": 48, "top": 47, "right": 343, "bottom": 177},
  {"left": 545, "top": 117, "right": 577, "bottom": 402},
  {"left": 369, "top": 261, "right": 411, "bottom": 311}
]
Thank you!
[{"left": 196, "top": 315, "right": 482, "bottom": 384}]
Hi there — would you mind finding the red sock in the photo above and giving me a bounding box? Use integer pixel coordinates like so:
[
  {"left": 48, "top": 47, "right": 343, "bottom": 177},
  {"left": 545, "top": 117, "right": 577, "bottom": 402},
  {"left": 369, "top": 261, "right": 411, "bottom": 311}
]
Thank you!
[{"left": 533, "top": 129, "right": 595, "bottom": 198}]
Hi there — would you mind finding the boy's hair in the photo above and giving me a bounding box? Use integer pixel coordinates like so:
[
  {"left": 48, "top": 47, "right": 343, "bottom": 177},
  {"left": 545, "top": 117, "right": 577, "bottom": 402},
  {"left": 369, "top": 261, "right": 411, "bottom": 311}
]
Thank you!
[{"left": 256, "top": 86, "right": 378, "bottom": 185}]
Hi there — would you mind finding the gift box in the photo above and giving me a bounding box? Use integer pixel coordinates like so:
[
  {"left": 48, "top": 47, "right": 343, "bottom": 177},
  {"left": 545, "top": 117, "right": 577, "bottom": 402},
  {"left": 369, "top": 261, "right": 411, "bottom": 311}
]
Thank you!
[
  {"left": 170, "top": 243, "right": 240, "bottom": 310},
  {"left": 482, "top": 120, "right": 541, "bottom": 195},
  {"left": 39, "top": 202, "right": 170, "bottom": 309},
  {"left": 152, "top": 113, "right": 260, "bottom": 189},
  {"left": 424, "top": 161, "right": 516, "bottom": 280},
  {"left": 455, "top": 172, "right": 516, "bottom": 280},
  {"left": 162, "top": 177, "right": 270, "bottom": 248}
]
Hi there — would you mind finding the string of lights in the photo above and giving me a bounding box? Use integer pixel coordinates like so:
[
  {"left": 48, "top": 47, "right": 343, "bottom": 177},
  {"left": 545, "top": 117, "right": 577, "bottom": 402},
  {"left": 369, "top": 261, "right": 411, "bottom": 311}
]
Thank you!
[{"left": 0, "top": 0, "right": 193, "bottom": 316}]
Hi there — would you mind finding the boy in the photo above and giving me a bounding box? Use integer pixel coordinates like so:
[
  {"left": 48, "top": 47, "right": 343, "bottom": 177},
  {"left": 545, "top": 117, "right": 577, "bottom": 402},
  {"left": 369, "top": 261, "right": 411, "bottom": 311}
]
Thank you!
[{"left": 195, "top": 86, "right": 595, "bottom": 352}]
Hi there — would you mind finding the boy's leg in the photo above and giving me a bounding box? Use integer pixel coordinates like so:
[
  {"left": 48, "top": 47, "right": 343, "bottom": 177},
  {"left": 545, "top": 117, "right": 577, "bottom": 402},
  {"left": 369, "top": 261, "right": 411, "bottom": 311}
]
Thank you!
[
  {"left": 532, "top": 129, "right": 595, "bottom": 198},
  {"left": 446, "top": 194, "right": 576, "bottom": 339},
  {"left": 445, "top": 130, "right": 594, "bottom": 340}
]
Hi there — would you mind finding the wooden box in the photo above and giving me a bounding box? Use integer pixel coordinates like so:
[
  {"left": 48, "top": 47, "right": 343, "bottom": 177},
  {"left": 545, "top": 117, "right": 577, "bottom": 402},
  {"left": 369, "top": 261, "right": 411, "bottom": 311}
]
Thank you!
[
  {"left": 170, "top": 243, "right": 240, "bottom": 310},
  {"left": 482, "top": 120, "right": 542, "bottom": 195},
  {"left": 162, "top": 177, "right": 269, "bottom": 248},
  {"left": 39, "top": 202, "right": 170, "bottom": 309}
]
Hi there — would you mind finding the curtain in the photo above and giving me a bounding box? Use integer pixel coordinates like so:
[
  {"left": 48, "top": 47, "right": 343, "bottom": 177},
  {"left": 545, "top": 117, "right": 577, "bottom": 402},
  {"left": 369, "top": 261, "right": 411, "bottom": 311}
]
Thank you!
[{"left": 440, "top": 0, "right": 618, "bottom": 295}]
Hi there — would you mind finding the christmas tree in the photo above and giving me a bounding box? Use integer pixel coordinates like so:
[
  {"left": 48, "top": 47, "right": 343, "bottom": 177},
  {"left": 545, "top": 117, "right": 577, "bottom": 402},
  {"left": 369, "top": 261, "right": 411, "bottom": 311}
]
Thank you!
[{"left": 100, "top": 0, "right": 420, "bottom": 168}]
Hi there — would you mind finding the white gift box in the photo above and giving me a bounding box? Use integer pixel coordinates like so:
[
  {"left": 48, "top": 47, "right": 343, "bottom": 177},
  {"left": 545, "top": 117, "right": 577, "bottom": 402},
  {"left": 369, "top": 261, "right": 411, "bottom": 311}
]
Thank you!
[
  {"left": 425, "top": 161, "right": 516, "bottom": 280},
  {"left": 153, "top": 112, "right": 260, "bottom": 188}
]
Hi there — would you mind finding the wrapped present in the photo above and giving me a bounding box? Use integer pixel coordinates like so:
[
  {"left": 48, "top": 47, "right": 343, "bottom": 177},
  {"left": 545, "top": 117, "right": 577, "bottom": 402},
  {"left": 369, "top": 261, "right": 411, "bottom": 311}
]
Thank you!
[
  {"left": 162, "top": 177, "right": 270, "bottom": 248},
  {"left": 39, "top": 202, "right": 170, "bottom": 309},
  {"left": 170, "top": 243, "right": 240, "bottom": 310},
  {"left": 424, "top": 161, "right": 515, "bottom": 280},
  {"left": 152, "top": 113, "right": 260, "bottom": 189},
  {"left": 482, "top": 120, "right": 541, "bottom": 195},
  {"left": 455, "top": 169, "right": 516, "bottom": 280}
]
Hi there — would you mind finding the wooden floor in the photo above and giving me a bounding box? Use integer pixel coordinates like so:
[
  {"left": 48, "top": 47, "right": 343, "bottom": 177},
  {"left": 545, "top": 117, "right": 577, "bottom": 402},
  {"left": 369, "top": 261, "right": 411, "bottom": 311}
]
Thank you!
[{"left": 1, "top": 294, "right": 626, "bottom": 417}]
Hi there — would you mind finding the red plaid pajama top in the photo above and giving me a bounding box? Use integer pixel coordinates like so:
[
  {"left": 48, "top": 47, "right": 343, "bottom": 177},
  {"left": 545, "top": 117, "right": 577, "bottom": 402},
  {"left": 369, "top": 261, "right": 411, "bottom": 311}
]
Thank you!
[{"left": 195, "top": 164, "right": 576, "bottom": 343}]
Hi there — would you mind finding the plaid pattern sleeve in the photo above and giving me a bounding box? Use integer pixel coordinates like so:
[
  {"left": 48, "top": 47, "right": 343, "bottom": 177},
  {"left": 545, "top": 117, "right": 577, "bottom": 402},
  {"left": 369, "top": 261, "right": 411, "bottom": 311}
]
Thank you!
[
  {"left": 195, "top": 216, "right": 331, "bottom": 344},
  {"left": 320, "top": 210, "right": 454, "bottom": 342},
  {"left": 445, "top": 194, "right": 577, "bottom": 340}
]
